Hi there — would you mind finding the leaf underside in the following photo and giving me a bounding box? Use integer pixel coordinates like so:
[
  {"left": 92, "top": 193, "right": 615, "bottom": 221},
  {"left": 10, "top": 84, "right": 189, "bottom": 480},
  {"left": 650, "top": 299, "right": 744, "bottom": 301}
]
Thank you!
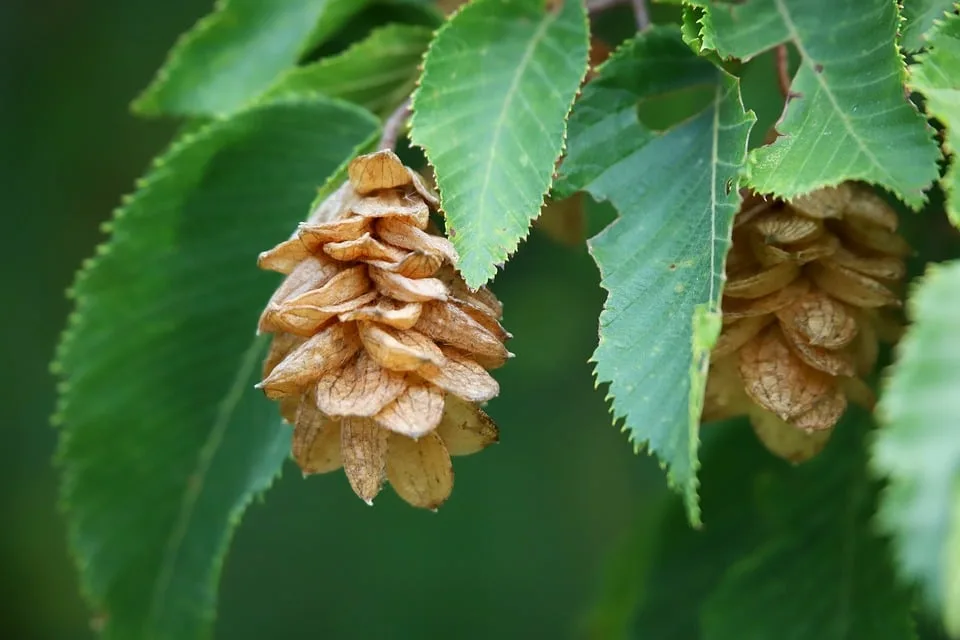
[
  {"left": 693, "top": 0, "right": 941, "bottom": 209},
  {"left": 410, "top": 0, "right": 590, "bottom": 288},
  {"left": 873, "top": 259, "right": 960, "bottom": 635},
  {"left": 55, "top": 97, "right": 379, "bottom": 639},
  {"left": 908, "top": 13, "right": 960, "bottom": 227},
  {"left": 558, "top": 26, "right": 754, "bottom": 524},
  {"left": 132, "top": 0, "right": 367, "bottom": 117}
]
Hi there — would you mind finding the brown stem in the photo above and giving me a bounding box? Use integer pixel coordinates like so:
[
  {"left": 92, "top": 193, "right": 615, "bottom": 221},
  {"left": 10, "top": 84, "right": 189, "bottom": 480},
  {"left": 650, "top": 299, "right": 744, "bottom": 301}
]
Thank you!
[
  {"left": 587, "top": 0, "right": 649, "bottom": 29},
  {"left": 586, "top": 0, "right": 624, "bottom": 11},
  {"left": 378, "top": 97, "right": 412, "bottom": 151},
  {"left": 775, "top": 44, "right": 791, "bottom": 98}
]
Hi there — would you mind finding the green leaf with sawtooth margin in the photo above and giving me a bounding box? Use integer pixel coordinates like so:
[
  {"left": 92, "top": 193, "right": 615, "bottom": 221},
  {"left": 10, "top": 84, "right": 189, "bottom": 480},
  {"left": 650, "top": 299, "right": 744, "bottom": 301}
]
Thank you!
[
  {"left": 410, "top": 0, "right": 589, "bottom": 288},
  {"left": 701, "top": 410, "right": 916, "bottom": 640},
  {"left": 556, "top": 26, "right": 755, "bottom": 524},
  {"left": 902, "top": 0, "right": 958, "bottom": 53},
  {"left": 263, "top": 23, "right": 433, "bottom": 117},
  {"left": 132, "top": 0, "right": 368, "bottom": 118},
  {"left": 54, "top": 96, "right": 379, "bottom": 639},
  {"left": 909, "top": 13, "right": 960, "bottom": 228},
  {"left": 690, "top": 0, "right": 941, "bottom": 209},
  {"left": 873, "top": 259, "right": 960, "bottom": 636}
]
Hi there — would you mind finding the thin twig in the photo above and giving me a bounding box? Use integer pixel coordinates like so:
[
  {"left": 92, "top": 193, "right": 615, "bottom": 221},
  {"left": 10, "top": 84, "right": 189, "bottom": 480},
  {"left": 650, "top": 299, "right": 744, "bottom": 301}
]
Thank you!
[
  {"left": 775, "top": 44, "right": 792, "bottom": 98},
  {"left": 631, "top": 0, "right": 650, "bottom": 31},
  {"left": 586, "top": 0, "right": 624, "bottom": 11},
  {"left": 587, "top": 0, "right": 649, "bottom": 30},
  {"left": 378, "top": 97, "right": 412, "bottom": 151}
]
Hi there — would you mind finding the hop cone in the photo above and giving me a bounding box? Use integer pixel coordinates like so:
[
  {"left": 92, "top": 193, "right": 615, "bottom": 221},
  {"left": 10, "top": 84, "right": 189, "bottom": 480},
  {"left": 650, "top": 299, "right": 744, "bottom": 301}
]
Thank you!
[
  {"left": 256, "top": 150, "right": 511, "bottom": 509},
  {"left": 705, "top": 183, "right": 908, "bottom": 462}
]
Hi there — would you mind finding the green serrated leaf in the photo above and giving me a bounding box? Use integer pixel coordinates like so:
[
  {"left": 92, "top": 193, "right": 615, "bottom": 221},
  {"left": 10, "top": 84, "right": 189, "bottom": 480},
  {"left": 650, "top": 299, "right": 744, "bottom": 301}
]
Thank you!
[
  {"left": 133, "top": 0, "right": 368, "bottom": 118},
  {"left": 557, "top": 27, "right": 755, "bottom": 523},
  {"left": 909, "top": 13, "right": 960, "bottom": 227},
  {"left": 692, "top": 0, "right": 941, "bottom": 209},
  {"left": 902, "top": 0, "right": 958, "bottom": 53},
  {"left": 702, "top": 411, "right": 916, "bottom": 640},
  {"left": 263, "top": 23, "right": 433, "bottom": 117},
  {"left": 873, "top": 259, "right": 960, "bottom": 635},
  {"left": 54, "top": 97, "right": 379, "bottom": 639},
  {"left": 410, "top": 0, "right": 589, "bottom": 288},
  {"left": 681, "top": 5, "right": 705, "bottom": 53}
]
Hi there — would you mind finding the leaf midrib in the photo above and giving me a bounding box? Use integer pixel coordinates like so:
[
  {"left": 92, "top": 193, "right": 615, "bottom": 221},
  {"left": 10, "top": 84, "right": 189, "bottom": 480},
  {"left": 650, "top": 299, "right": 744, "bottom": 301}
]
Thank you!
[
  {"left": 474, "top": 10, "right": 558, "bottom": 240},
  {"left": 770, "top": 0, "right": 899, "bottom": 187},
  {"left": 144, "top": 335, "right": 269, "bottom": 635}
]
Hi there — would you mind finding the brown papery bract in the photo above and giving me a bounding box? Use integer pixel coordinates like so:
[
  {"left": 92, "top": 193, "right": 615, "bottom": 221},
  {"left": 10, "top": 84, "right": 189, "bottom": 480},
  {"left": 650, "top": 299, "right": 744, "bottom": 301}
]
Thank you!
[
  {"left": 705, "top": 183, "right": 907, "bottom": 462},
  {"left": 254, "top": 150, "right": 509, "bottom": 509}
]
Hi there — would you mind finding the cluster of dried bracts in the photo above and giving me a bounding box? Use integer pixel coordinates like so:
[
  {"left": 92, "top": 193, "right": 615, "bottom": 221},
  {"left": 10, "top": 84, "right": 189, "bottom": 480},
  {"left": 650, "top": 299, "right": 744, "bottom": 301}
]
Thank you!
[
  {"left": 704, "top": 183, "right": 908, "bottom": 462},
  {"left": 255, "top": 150, "right": 511, "bottom": 509}
]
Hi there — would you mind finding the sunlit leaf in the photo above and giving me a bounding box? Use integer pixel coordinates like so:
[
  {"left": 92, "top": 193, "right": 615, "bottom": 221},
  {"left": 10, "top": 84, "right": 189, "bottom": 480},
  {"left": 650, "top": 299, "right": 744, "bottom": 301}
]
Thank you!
[
  {"left": 691, "top": 0, "right": 941, "bottom": 209},
  {"left": 410, "top": 0, "right": 589, "bottom": 287}
]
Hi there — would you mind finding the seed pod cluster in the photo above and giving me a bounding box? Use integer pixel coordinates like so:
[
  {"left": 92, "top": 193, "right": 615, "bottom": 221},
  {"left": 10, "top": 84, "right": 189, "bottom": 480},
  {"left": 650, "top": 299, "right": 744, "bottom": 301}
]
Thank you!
[
  {"left": 704, "top": 183, "right": 908, "bottom": 462},
  {"left": 256, "top": 150, "right": 511, "bottom": 509}
]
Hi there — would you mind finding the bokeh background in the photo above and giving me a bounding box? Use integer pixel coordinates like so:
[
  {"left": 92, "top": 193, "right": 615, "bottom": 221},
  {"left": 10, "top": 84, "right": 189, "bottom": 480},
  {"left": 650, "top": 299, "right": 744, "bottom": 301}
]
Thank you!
[{"left": 1, "top": 2, "right": 669, "bottom": 638}]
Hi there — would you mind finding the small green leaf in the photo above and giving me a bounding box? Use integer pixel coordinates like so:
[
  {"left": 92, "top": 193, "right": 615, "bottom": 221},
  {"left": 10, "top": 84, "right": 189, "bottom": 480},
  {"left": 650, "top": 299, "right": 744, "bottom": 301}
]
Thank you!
[
  {"left": 902, "top": 0, "right": 958, "bottom": 52},
  {"left": 410, "top": 0, "right": 589, "bottom": 288},
  {"left": 558, "top": 27, "right": 755, "bottom": 523},
  {"left": 692, "top": 0, "right": 941, "bottom": 209},
  {"left": 55, "top": 97, "right": 379, "bottom": 639},
  {"left": 264, "top": 24, "right": 433, "bottom": 117},
  {"left": 873, "top": 259, "right": 960, "bottom": 635},
  {"left": 133, "top": 0, "right": 368, "bottom": 118},
  {"left": 908, "top": 13, "right": 960, "bottom": 227},
  {"left": 702, "top": 411, "right": 916, "bottom": 640}
]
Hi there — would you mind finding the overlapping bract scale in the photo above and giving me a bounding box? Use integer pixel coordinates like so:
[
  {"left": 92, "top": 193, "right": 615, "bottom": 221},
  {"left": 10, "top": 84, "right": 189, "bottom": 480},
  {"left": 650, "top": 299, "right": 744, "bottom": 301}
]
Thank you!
[
  {"left": 706, "top": 183, "right": 906, "bottom": 462},
  {"left": 257, "top": 150, "right": 508, "bottom": 509}
]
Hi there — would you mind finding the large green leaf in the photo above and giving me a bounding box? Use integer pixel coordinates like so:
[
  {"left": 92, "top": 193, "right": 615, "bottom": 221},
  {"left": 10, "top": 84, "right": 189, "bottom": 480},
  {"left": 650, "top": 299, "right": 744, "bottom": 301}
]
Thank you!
[
  {"left": 691, "top": 0, "right": 941, "bottom": 209},
  {"left": 902, "top": 0, "right": 958, "bottom": 52},
  {"left": 873, "top": 260, "right": 960, "bottom": 636},
  {"left": 54, "top": 97, "right": 379, "bottom": 639},
  {"left": 630, "top": 422, "right": 780, "bottom": 640},
  {"left": 263, "top": 23, "right": 433, "bottom": 117},
  {"left": 410, "top": 0, "right": 589, "bottom": 287},
  {"left": 556, "top": 27, "right": 754, "bottom": 523},
  {"left": 702, "top": 411, "right": 916, "bottom": 640},
  {"left": 132, "top": 0, "right": 367, "bottom": 118},
  {"left": 908, "top": 13, "right": 960, "bottom": 228}
]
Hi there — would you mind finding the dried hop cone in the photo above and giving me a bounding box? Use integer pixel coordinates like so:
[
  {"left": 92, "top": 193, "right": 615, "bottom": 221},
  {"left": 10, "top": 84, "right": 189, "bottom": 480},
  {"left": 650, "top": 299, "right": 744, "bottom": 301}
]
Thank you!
[
  {"left": 704, "top": 182, "right": 908, "bottom": 463},
  {"left": 255, "top": 150, "right": 512, "bottom": 509}
]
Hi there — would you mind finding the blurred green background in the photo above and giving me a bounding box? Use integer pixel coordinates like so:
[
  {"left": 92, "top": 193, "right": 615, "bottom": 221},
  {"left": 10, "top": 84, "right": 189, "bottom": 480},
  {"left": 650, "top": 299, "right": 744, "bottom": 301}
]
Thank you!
[{"left": 1, "top": 1, "right": 666, "bottom": 638}]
